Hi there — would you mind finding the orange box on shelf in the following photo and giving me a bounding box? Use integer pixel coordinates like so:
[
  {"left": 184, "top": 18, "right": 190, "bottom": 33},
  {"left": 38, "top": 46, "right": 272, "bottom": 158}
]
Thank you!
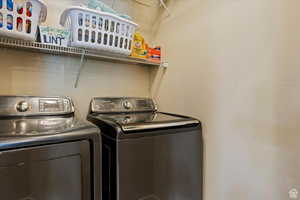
[{"left": 148, "top": 46, "right": 161, "bottom": 63}]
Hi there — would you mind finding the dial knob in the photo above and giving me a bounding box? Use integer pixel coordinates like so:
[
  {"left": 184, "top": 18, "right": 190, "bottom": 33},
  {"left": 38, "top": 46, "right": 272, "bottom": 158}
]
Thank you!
[
  {"left": 123, "top": 101, "right": 132, "bottom": 110},
  {"left": 122, "top": 116, "right": 132, "bottom": 124},
  {"left": 16, "top": 101, "right": 30, "bottom": 112}
]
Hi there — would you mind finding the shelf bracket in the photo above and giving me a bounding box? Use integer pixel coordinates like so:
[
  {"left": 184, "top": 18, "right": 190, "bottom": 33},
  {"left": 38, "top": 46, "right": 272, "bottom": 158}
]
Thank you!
[
  {"left": 150, "top": 62, "right": 168, "bottom": 99},
  {"left": 74, "top": 50, "right": 86, "bottom": 88},
  {"left": 161, "top": 61, "right": 168, "bottom": 68}
]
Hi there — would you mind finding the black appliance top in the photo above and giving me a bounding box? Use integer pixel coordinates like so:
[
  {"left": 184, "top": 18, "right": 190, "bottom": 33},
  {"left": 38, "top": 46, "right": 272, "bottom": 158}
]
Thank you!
[
  {"left": 0, "top": 115, "right": 91, "bottom": 136},
  {"left": 93, "top": 112, "right": 199, "bottom": 132},
  {"left": 0, "top": 96, "right": 99, "bottom": 150},
  {"left": 88, "top": 97, "right": 200, "bottom": 134}
]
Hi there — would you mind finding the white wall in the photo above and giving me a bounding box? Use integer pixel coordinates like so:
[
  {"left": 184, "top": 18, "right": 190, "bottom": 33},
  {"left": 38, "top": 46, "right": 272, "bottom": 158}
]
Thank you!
[
  {"left": 0, "top": 49, "right": 150, "bottom": 117},
  {"left": 152, "top": 0, "right": 300, "bottom": 199}
]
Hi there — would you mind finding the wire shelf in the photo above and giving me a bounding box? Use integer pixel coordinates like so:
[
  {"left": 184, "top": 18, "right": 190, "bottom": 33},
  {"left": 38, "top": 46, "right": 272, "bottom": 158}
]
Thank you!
[{"left": 0, "top": 37, "right": 161, "bottom": 67}]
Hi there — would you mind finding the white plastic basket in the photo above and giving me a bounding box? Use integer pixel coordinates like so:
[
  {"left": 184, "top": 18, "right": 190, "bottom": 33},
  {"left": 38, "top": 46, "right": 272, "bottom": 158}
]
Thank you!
[
  {"left": 60, "top": 6, "right": 138, "bottom": 56},
  {"left": 0, "top": 0, "right": 47, "bottom": 41}
]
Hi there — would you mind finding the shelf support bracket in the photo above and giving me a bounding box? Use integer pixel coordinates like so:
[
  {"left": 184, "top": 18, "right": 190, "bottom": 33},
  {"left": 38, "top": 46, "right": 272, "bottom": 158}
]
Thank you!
[
  {"left": 150, "top": 62, "right": 168, "bottom": 99},
  {"left": 74, "top": 50, "right": 86, "bottom": 88}
]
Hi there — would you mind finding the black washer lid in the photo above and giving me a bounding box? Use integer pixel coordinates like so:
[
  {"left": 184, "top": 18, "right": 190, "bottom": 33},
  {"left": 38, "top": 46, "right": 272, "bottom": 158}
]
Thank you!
[
  {"left": 95, "top": 112, "right": 200, "bottom": 133},
  {"left": 0, "top": 116, "right": 83, "bottom": 136}
]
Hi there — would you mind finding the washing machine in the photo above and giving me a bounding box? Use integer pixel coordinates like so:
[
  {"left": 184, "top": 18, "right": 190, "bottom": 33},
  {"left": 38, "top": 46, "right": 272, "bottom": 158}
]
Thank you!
[
  {"left": 87, "top": 97, "right": 203, "bottom": 200},
  {"left": 0, "top": 96, "right": 101, "bottom": 200}
]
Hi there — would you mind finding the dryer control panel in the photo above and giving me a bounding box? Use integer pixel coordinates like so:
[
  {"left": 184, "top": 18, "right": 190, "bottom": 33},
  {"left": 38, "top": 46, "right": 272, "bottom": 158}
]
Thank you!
[
  {"left": 90, "top": 97, "right": 157, "bottom": 113},
  {"left": 0, "top": 96, "right": 74, "bottom": 117}
]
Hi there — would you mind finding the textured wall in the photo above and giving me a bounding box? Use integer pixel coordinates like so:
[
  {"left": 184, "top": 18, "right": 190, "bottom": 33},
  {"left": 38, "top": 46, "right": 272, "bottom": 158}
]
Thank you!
[
  {"left": 152, "top": 0, "right": 300, "bottom": 199},
  {"left": 0, "top": 49, "right": 150, "bottom": 116}
]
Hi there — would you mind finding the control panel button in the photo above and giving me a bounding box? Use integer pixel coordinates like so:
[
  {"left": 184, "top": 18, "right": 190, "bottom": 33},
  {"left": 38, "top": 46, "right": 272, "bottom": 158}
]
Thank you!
[
  {"left": 123, "top": 101, "right": 133, "bottom": 110},
  {"left": 16, "top": 101, "right": 30, "bottom": 112}
]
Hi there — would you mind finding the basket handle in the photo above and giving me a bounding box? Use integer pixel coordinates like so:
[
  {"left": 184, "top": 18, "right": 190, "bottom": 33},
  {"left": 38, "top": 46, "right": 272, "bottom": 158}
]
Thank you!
[
  {"left": 39, "top": 3, "right": 47, "bottom": 23},
  {"left": 31, "top": 0, "right": 47, "bottom": 23},
  {"left": 59, "top": 9, "right": 70, "bottom": 26},
  {"left": 60, "top": 6, "right": 86, "bottom": 26}
]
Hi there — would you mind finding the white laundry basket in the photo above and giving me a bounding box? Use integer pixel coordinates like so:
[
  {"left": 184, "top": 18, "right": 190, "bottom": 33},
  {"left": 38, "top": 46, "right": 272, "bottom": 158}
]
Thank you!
[
  {"left": 0, "top": 0, "right": 47, "bottom": 41},
  {"left": 60, "top": 6, "right": 138, "bottom": 56}
]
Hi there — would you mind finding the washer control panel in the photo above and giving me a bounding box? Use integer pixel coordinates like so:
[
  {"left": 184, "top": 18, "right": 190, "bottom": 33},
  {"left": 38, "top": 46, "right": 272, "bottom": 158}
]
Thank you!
[
  {"left": 0, "top": 96, "right": 74, "bottom": 117},
  {"left": 91, "top": 97, "right": 157, "bottom": 113}
]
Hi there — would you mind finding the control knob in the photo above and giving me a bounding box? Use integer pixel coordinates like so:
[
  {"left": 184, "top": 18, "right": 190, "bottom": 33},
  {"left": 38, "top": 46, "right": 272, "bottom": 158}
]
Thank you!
[
  {"left": 16, "top": 101, "right": 30, "bottom": 112},
  {"left": 123, "top": 101, "right": 133, "bottom": 110}
]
